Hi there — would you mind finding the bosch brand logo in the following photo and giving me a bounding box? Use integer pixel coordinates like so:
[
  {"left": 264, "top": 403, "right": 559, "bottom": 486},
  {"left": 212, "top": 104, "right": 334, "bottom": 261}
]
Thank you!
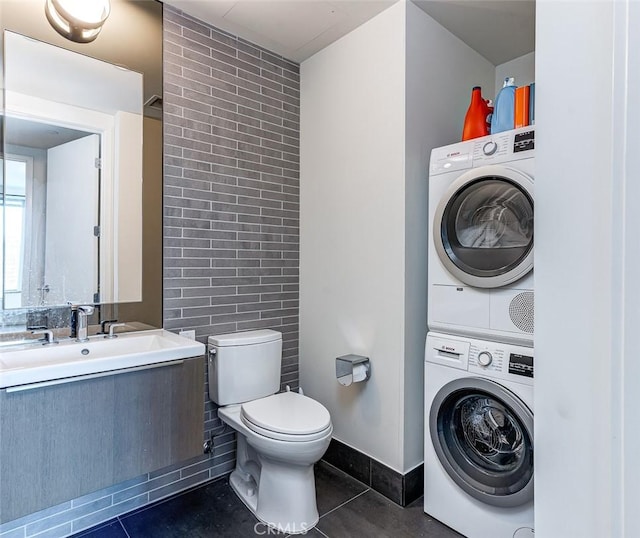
[
  {"left": 447, "top": 151, "right": 461, "bottom": 158},
  {"left": 443, "top": 346, "right": 455, "bottom": 352}
]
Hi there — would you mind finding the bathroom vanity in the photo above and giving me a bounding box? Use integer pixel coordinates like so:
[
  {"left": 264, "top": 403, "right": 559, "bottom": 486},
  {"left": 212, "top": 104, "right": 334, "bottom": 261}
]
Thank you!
[
  {"left": 0, "top": 331, "right": 205, "bottom": 523},
  {"left": 0, "top": 0, "right": 181, "bottom": 528}
]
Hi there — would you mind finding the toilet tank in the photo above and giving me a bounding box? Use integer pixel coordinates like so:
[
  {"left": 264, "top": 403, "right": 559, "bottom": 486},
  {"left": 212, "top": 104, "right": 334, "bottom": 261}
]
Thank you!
[{"left": 207, "top": 329, "right": 282, "bottom": 405}]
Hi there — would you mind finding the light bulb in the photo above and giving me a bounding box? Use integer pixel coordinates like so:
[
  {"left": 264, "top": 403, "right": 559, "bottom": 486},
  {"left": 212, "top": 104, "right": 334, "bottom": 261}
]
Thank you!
[{"left": 45, "top": 0, "right": 111, "bottom": 43}]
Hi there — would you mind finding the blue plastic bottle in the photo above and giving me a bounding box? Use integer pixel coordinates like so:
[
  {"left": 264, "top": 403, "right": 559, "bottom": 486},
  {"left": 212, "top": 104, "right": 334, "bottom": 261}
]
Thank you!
[{"left": 491, "top": 77, "right": 516, "bottom": 134}]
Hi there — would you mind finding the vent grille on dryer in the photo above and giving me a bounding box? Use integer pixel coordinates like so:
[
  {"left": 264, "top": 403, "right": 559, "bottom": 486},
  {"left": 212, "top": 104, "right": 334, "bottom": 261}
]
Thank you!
[{"left": 509, "top": 291, "right": 534, "bottom": 333}]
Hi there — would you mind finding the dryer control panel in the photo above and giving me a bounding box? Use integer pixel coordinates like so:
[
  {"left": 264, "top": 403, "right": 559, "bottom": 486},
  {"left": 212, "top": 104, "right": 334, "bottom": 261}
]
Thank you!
[
  {"left": 472, "top": 132, "right": 513, "bottom": 162},
  {"left": 514, "top": 129, "right": 535, "bottom": 153},
  {"left": 429, "top": 125, "right": 535, "bottom": 176},
  {"left": 472, "top": 128, "right": 535, "bottom": 164}
]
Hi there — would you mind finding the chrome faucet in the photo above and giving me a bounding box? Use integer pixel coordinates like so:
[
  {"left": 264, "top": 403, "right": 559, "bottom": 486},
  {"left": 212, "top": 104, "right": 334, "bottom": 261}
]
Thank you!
[
  {"left": 31, "top": 329, "right": 57, "bottom": 345},
  {"left": 100, "top": 319, "right": 118, "bottom": 335},
  {"left": 106, "top": 322, "right": 127, "bottom": 339},
  {"left": 74, "top": 305, "right": 95, "bottom": 342}
]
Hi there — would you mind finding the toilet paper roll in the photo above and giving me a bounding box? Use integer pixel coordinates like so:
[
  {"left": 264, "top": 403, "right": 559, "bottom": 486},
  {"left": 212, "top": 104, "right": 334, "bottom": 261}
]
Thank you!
[
  {"left": 352, "top": 363, "right": 368, "bottom": 383},
  {"left": 337, "top": 374, "right": 353, "bottom": 386}
]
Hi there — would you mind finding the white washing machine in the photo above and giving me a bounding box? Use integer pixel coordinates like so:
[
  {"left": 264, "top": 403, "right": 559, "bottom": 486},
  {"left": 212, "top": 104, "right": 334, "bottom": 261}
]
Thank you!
[
  {"left": 424, "top": 331, "right": 534, "bottom": 538},
  {"left": 428, "top": 127, "right": 535, "bottom": 345}
]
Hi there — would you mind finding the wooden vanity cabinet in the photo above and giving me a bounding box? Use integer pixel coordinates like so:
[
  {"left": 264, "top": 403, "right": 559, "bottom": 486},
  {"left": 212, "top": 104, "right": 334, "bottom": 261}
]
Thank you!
[{"left": 0, "top": 356, "right": 204, "bottom": 523}]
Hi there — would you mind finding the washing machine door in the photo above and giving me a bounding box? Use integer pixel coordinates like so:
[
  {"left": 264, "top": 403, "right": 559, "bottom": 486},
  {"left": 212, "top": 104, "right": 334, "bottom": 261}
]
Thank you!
[
  {"left": 429, "top": 377, "right": 534, "bottom": 507},
  {"left": 433, "top": 164, "right": 534, "bottom": 288}
]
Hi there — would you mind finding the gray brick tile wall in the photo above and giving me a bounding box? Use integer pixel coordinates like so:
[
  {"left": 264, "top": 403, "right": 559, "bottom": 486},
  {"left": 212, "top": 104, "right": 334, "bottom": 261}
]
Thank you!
[
  {"left": 160, "top": 15, "right": 301, "bottom": 518},
  {"left": 163, "top": 6, "right": 300, "bottom": 397}
]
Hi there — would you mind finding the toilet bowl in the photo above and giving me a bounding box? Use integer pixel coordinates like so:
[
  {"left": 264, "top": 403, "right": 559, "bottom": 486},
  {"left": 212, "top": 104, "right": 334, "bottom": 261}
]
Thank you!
[
  {"left": 218, "top": 392, "right": 332, "bottom": 532},
  {"left": 208, "top": 330, "right": 333, "bottom": 534}
]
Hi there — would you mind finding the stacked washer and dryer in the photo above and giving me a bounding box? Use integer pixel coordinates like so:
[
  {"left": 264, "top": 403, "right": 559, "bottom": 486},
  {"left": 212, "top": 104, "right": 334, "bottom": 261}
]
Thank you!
[{"left": 424, "top": 127, "right": 536, "bottom": 538}]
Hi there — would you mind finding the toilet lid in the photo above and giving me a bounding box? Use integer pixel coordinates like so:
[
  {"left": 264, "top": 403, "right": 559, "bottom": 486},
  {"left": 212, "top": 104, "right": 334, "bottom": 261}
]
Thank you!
[{"left": 241, "top": 391, "right": 331, "bottom": 436}]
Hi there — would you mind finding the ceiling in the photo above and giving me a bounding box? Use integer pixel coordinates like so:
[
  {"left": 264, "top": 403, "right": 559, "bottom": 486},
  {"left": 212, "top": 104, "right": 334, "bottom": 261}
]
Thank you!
[
  {"left": 162, "top": 0, "right": 535, "bottom": 66},
  {"left": 5, "top": 117, "right": 88, "bottom": 150}
]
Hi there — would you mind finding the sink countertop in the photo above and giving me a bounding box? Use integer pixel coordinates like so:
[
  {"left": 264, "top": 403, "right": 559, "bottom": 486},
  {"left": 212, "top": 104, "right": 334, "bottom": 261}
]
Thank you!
[{"left": 0, "top": 329, "right": 205, "bottom": 389}]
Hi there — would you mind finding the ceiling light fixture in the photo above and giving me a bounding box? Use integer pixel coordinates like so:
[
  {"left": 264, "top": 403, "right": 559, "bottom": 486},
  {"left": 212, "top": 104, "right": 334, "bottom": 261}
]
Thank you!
[{"left": 45, "top": 0, "right": 111, "bottom": 43}]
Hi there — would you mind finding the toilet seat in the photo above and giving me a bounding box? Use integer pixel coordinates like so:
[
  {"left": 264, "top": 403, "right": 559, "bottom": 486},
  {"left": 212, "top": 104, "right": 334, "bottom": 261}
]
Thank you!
[{"left": 241, "top": 391, "right": 332, "bottom": 442}]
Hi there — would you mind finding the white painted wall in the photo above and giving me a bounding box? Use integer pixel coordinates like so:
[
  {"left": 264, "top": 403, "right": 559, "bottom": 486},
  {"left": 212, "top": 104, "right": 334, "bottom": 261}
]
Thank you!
[
  {"left": 403, "top": 1, "right": 494, "bottom": 469},
  {"left": 300, "top": 2, "right": 407, "bottom": 471},
  {"left": 535, "top": 1, "right": 621, "bottom": 536},
  {"left": 494, "top": 51, "right": 535, "bottom": 96},
  {"left": 300, "top": 0, "right": 493, "bottom": 472}
]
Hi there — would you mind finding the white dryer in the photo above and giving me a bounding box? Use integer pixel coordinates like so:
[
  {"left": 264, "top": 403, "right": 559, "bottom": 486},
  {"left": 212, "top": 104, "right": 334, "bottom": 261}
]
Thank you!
[
  {"left": 428, "top": 127, "right": 535, "bottom": 345},
  {"left": 424, "top": 331, "right": 534, "bottom": 538}
]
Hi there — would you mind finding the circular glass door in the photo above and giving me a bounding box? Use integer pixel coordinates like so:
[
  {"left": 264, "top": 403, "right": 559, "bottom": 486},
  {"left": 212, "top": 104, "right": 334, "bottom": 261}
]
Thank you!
[
  {"left": 429, "top": 377, "right": 534, "bottom": 507},
  {"left": 433, "top": 165, "right": 534, "bottom": 288}
]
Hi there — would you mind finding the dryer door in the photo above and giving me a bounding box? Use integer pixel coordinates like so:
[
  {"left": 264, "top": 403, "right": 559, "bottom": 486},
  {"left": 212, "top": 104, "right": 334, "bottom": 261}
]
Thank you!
[
  {"left": 433, "top": 165, "right": 534, "bottom": 288},
  {"left": 429, "top": 377, "right": 534, "bottom": 507}
]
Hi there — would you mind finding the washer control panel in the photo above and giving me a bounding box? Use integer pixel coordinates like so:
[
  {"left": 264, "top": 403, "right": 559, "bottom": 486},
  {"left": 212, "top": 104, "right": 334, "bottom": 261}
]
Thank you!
[
  {"left": 508, "top": 353, "right": 534, "bottom": 378},
  {"left": 477, "top": 351, "right": 493, "bottom": 366},
  {"left": 469, "top": 343, "right": 505, "bottom": 373},
  {"left": 426, "top": 332, "right": 534, "bottom": 386},
  {"left": 469, "top": 341, "right": 533, "bottom": 383}
]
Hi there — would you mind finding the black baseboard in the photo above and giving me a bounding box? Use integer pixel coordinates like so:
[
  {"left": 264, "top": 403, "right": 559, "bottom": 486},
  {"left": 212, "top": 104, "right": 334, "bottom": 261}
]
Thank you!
[{"left": 322, "top": 439, "right": 424, "bottom": 506}]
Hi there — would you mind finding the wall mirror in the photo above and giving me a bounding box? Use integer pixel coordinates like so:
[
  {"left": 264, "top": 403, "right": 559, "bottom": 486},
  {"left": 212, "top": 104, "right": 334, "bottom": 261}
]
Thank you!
[
  {"left": 2, "top": 31, "right": 143, "bottom": 309},
  {"left": 0, "top": 0, "right": 163, "bottom": 330}
]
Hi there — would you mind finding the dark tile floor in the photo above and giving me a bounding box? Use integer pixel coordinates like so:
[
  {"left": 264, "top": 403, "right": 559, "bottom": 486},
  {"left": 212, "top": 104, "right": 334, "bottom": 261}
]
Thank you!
[{"left": 72, "top": 462, "right": 461, "bottom": 538}]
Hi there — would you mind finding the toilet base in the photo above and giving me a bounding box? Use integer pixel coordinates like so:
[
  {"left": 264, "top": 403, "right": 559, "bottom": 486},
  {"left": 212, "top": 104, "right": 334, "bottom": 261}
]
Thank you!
[
  {"left": 229, "top": 434, "right": 320, "bottom": 535},
  {"left": 228, "top": 469, "right": 259, "bottom": 514}
]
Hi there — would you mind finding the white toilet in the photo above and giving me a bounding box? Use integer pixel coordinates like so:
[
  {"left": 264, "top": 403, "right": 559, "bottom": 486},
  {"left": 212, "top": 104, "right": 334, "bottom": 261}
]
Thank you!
[{"left": 207, "top": 329, "right": 333, "bottom": 534}]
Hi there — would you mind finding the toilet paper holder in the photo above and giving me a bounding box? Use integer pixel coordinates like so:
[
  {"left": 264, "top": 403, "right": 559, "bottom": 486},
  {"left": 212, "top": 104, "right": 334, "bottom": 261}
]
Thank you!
[{"left": 336, "top": 354, "right": 371, "bottom": 386}]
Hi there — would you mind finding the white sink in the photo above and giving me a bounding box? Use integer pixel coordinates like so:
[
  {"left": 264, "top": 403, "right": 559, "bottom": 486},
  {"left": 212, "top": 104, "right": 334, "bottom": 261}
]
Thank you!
[{"left": 0, "top": 329, "right": 205, "bottom": 389}]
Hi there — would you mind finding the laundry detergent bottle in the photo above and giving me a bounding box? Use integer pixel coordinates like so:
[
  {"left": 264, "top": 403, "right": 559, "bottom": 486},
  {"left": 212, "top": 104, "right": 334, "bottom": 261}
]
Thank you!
[
  {"left": 462, "top": 86, "right": 490, "bottom": 141},
  {"left": 491, "top": 77, "right": 516, "bottom": 134}
]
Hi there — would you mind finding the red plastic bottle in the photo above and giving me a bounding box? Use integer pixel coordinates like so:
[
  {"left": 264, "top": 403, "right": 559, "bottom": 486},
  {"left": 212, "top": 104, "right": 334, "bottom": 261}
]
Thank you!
[
  {"left": 462, "top": 86, "right": 489, "bottom": 141},
  {"left": 484, "top": 99, "right": 494, "bottom": 134}
]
